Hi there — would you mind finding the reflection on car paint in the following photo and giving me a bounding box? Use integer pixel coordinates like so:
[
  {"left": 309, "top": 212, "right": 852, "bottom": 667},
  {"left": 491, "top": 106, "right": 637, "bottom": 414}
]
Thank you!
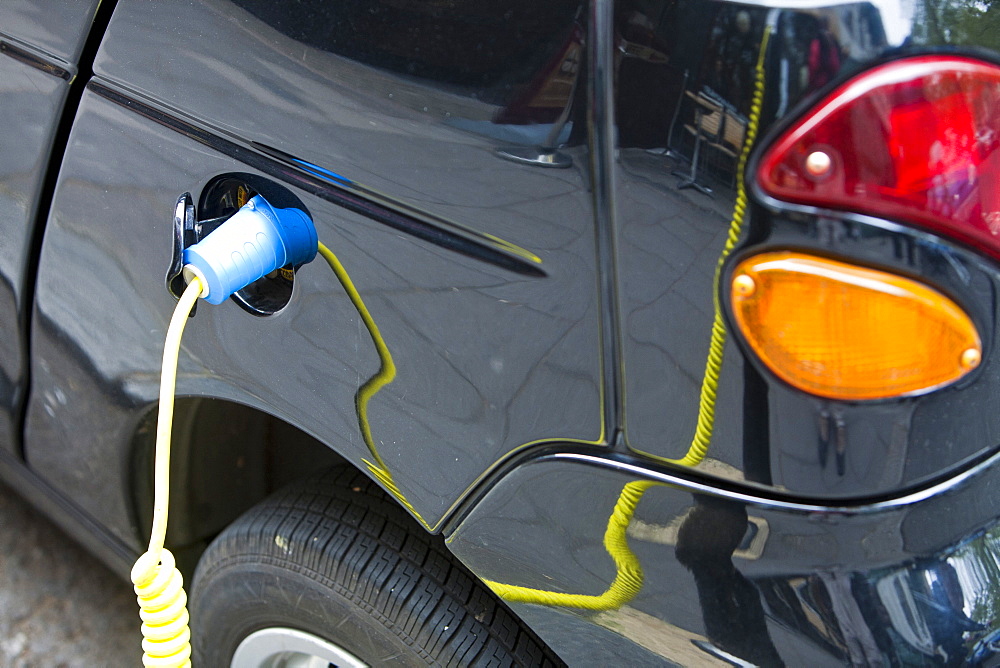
[
  {"left": 450, "top": 451, "right": 1000, "bottom": 665},
  {"left": 290, "top": 156, "right": 551, "bottom": 270},
  {"left": 664, "top": 25, "right": 771, "bottom": 469},
  {"left": 757, "top": 527, "right": 1000, "bottom": 664},
  {"left": 0, "top": 41, "right": 73, "bottom": 81},
  {"left": 290, "top": 158, "right": 353, "bottom": 187},
  {"left": 91, "top": 82, "right": 548, "bottom": 279},
  {"left": 494, "top": 18, "right": 584, "bottom": 169},
  {"left": 0, "top": 30, "right": 85, "bottom": 459},
  {"left": 316, "top": 242, "right": 429, "bottom": 528},
  {"left": 70, "top": 0, "right": 604, "bottom": 527},
  {"left": 482, "top": 29, "right": 773, "bottom": 612},
  {"left": 485, "top": 479, "right": 652, "bottom": 610}
]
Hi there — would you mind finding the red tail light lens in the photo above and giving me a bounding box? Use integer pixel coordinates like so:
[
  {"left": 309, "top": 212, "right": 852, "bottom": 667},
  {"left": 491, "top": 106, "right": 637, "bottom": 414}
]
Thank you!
[{"left": 758, "top": 56, "right": 1000, "bottom": 258}]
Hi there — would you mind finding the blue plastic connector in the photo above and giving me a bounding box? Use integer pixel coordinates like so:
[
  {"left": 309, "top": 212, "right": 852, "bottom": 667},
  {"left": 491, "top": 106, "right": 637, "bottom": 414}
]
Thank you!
[{"left": 182, "top": 195, "right": 317, "bottom": 305}]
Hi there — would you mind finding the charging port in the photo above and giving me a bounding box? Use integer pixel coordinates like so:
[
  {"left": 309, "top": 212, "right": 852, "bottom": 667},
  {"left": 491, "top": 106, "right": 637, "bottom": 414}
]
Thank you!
[{"left": 167, "top": 175, "right": 314, "bottom": 316}]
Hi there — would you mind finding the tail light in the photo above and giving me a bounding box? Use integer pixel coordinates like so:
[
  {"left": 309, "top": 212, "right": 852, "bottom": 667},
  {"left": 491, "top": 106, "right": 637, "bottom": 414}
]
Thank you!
[
  {"left": 730, "top": 252, "right": 981, "bottom": 401},
  {"left": 758, "top": 56, "right": 1000, "bottom": 259}
]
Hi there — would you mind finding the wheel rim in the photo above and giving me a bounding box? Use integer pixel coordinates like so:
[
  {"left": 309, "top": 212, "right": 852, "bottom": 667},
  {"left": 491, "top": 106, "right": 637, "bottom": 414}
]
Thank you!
[{"left": 231, "top": 627, "right": 368, "bottom": 668}]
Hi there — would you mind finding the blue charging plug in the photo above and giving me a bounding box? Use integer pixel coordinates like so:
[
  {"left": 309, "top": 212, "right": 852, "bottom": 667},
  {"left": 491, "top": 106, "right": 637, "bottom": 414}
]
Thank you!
[{"left": 182, "top": 195, "right": 317, "bottom": 305}]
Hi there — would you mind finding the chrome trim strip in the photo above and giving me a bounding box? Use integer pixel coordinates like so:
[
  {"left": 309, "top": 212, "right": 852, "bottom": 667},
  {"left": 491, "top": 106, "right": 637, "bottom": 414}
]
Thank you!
[{"left": 545, "top": 448, "right": 1000, "bottom": 514}]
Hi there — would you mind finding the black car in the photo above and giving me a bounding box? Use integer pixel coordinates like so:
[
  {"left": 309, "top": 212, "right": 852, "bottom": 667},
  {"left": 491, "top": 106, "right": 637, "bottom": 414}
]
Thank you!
[{"left": 3, "top": 0, "right": 1000, "bottom": 665}]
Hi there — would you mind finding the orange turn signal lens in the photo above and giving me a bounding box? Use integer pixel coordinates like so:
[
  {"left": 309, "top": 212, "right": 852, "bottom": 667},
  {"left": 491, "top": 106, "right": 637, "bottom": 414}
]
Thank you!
[{"left": 730, "top": 252, "right": 982, "bottom": 400}]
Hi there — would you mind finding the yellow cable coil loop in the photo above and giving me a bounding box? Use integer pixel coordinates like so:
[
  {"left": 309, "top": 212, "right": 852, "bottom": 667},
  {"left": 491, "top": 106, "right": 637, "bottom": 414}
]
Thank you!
[
  {"left": 131, "top": 276, "right": 204, "bottom": 668},
  {"left": 317, "top": 242, "right": 429, "bottom": 528},
  {"left": 485, "top": 26, "right": 772, "bottom": 609}
]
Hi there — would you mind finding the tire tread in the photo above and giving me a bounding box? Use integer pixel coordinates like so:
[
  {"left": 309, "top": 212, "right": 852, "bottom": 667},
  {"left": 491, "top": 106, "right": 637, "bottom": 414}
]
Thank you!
[{"left": 193, "top": 465, "right": 563, "bottom": 668}]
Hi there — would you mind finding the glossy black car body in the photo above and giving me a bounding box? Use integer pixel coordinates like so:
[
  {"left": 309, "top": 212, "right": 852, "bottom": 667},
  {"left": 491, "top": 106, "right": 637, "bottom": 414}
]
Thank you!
[{"left": 3, "top": 0, "right": 1000, "bottom": 664}]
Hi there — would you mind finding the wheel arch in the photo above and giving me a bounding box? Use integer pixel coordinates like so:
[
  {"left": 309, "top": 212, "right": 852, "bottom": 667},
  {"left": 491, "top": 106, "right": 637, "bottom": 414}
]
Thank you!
[{"left": 128, "top": 396, "right": 348, "bottom": 573}]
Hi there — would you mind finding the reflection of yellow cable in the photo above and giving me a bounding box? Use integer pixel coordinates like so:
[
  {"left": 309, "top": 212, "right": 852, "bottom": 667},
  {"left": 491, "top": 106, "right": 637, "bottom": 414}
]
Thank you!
[
  {"left": 485, "top": 480, "right": 655, "bottom": 609},
  {"left": 668, "top": 27, "right": 771, "bottom": 468},
  {"left": 484, "top": 27, "right": 772, "bottom": 610},
  {"left": 317, "top": 242, "right": 429, "bottom": 528}
]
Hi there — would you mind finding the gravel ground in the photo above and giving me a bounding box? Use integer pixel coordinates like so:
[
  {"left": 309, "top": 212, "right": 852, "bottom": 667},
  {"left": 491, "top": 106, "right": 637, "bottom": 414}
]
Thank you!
[{"left": 0, "top": 481, "right": 141, "bottom": 667}]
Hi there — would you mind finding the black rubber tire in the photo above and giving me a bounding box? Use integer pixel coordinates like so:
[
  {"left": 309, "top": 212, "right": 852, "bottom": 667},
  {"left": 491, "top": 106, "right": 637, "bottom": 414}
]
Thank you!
[{"left": 190, "top": 465, "right": 564, "bottom": 667}]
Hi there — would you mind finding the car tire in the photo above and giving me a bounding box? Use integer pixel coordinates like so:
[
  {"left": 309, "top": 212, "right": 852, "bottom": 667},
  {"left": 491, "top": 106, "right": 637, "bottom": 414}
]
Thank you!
[{"left": 190, "top": 465, "right": 563, "bottom": 667}]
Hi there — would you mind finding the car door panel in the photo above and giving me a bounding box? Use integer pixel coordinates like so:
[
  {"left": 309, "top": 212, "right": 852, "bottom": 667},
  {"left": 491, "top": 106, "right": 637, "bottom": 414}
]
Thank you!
[
  {"left": 0, "top": 1, "right": 100, "bottom": 456},
  {"left": 25, "top": 0, "right": 603, "bottom": 544},
  {"left": 1, "top": 1, "right": 99, "bottom": 63}
]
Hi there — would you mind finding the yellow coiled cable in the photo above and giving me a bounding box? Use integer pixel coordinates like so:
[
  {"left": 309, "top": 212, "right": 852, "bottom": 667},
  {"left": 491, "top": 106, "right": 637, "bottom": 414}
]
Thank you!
[{"left": 132, "top": 276, "right": 204, "bottom": 668}]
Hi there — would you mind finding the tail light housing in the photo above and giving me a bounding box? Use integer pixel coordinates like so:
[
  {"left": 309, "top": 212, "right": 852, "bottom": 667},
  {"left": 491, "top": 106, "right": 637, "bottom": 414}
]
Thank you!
[
  {"left": 730, "top": 252, "right": 981, "bottom": 400},
  {"left": 758, "top": 56, "right": 1000, "bottom": 259}
]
